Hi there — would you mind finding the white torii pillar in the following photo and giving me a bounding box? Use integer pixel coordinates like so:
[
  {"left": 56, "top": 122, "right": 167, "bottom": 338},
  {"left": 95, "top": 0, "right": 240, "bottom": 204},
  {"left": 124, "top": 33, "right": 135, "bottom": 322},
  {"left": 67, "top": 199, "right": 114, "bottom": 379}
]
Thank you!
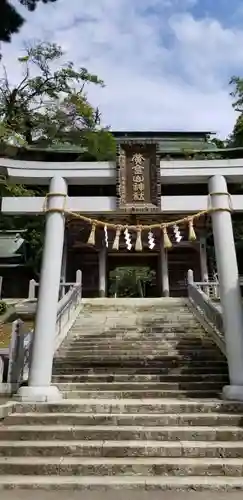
[
  {"left": 17, "top": 176, "right": 67, "bottom": 402},
  {"left": 209, "top": 175, "right": 243, "bottom": 400}
]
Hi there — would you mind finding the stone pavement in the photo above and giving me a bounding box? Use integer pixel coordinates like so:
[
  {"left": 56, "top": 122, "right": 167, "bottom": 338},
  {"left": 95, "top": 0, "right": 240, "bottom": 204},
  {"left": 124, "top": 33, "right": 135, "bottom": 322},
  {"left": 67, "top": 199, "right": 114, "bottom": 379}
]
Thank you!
[{"left": 1, "top": 492, "right": 243, "bottom": 500}]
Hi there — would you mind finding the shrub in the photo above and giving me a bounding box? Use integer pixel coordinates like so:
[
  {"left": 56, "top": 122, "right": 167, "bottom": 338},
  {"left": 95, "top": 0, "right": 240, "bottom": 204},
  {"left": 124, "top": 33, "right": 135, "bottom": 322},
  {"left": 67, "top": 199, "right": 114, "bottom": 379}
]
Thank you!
[{"left": 0, "top": 301, "right": 7, "bottom": 315}]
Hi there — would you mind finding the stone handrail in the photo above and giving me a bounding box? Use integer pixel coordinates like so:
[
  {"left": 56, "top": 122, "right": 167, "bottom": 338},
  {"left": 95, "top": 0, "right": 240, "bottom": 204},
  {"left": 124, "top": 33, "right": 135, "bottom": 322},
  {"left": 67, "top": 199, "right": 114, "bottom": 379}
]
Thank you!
[
  {"left": 54, "top": 281, "right": 82, "bottom": 351},
  {"left": 187, "top": 269, "right": 225, "bottom": 354},
  {"left": 193, "top": 281, "right": 220, "bottom": 300},
  {"left": 5, "top": 271, "right": 82, "bottom": 393},
  {"left": 28, "top": 270, "right": 82, "bottom": 300},
  {"left": 0, "top": 356, "right": 4, "bottom": 384}
]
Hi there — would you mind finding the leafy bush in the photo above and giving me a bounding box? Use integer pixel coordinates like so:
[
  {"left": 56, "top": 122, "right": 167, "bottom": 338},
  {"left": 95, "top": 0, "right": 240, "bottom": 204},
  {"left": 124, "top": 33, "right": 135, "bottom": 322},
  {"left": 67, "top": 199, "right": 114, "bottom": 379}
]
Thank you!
[
  {"left": 0, "top": 301, "right": 7, "bottom": 315},
  {"left": 109, "top": 266, "right": 155, "bottom": 298}
]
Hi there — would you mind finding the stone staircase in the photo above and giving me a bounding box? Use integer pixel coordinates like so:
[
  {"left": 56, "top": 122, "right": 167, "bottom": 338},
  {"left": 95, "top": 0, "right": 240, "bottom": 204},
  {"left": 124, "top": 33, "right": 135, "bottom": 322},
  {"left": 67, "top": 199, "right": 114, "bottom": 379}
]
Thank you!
[{"left": 1, "top": 298, "right": 243, "bottom": 490}]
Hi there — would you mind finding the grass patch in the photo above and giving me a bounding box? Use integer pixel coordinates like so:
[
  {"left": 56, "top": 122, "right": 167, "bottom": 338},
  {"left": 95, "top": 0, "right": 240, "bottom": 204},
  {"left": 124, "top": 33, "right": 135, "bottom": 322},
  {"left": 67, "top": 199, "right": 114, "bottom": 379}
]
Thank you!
[{"left": 0, "top": 320, "right": 34, "bottom": 348}]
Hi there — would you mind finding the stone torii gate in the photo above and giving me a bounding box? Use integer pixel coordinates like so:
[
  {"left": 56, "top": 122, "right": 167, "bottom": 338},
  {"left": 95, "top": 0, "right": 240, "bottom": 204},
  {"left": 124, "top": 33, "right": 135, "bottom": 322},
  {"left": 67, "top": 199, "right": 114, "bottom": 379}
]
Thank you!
[{"left": 3, "top": 174, "right": 243, "bottom": 402}]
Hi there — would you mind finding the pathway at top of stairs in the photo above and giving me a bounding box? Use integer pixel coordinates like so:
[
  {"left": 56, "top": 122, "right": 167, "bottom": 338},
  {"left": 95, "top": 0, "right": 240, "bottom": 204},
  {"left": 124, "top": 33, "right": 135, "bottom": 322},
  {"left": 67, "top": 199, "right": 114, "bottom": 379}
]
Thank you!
[{"left": 2, "top": 297, "right": 243, "bottom": 492}]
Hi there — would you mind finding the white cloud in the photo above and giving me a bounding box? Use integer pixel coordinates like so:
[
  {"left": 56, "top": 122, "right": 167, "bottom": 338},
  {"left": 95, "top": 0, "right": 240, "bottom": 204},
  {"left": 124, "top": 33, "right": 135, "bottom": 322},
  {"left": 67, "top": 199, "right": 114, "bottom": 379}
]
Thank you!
[{"left": 2, "top": 0, "right": 243, "bottom": 137}]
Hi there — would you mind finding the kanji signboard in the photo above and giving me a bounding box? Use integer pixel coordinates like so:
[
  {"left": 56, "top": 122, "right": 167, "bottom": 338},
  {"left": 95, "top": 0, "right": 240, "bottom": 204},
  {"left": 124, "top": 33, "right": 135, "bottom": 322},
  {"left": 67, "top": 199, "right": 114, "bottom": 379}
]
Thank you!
[{"left": 116, "top": 142, "right": 160, "bottom": 212}]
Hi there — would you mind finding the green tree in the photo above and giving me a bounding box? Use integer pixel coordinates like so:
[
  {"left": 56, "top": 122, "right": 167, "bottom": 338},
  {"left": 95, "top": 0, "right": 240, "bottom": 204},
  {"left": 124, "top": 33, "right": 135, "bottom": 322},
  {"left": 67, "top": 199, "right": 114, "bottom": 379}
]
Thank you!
[
  {"left": 0, "top": 41, "right": 116, "bottom": 276},
  {"left": 1, "top": 1, "right": 57, "bottom": 44},
  {"left": 109, "top": 267, "right": 155, "bottom": 298},
  {"left": 0, "top": 41, "right": 116, "bottom": 158},
  {"left": 210, "top": 138, "right": 225, "bottom": 149},
  {"left": 228, "top": 76, "right": 243, "bottom": 147},
  {"left": 228, "top": 115, "right": 243, "bottom": 147}
]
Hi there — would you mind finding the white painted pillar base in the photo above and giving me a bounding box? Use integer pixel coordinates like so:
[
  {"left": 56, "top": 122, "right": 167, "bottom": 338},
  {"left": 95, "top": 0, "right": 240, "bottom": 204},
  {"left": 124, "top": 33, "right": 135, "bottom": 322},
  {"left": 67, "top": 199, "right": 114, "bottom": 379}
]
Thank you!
[
  {"left": 15, "top": 385, "right": 62, "bottom": 403},
  {"left": 222, "top": 385, "right": 243, "bottom": 401},
  {"left": 160, "top": 239, "right": 169, "bottom": 297},
  {"left": 16, "top": 176, "right": 67, "bottom": 402},
  {"left": 209, "top": 175, "right": 243, "bottom": 396},
  {"left": 99, "top": 247, "right": 107, "bottom": 298}
]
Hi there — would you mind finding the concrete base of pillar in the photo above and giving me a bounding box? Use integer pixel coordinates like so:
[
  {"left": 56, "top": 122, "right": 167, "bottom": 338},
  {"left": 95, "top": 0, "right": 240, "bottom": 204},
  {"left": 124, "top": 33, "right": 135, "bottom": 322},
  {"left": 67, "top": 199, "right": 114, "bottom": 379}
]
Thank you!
[
  {"left": 222, "top": 385, "right": 243, "bottom": 401},
  {"left": 15, "top": 385, "right": 63, "bottom": 403},
  {"left": 99, "top": 290, "right": 106, "bottom": 298},
  {"left": 162, "top": 290, "right": 169, "bottom": 298}
]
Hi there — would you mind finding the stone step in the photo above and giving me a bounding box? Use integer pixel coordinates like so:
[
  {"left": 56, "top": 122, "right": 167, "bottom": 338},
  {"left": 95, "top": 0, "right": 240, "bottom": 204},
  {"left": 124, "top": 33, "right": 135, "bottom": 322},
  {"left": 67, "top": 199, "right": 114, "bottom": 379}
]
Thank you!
[
  {"left": 63, "top": 341, "right": 216, "bottom": 349},
  {"left": 6, "top": 412, "right": 243, "bottom": 427},
  {"left": 80, "top": 299, "right": 188, "bottom": 308},
  {"left": 68, "top": 333, "right": 208, "bottom": 340},
  {"left": 53, "top": 355, "right": 226, "bottom": 363},
  {"left": 64, "top": 335, "right": 215, "bottom": 341},
  {"left": 61, "top": 389, "right": 220, "bottom": 399},
  {"left": 78, "top": 311, "right": 193, "bottom": 316},
  {"left": 68, "top": 333, "right": 206, "bottom": 341},
  {"left": 13, "top": 400, "right": 242, "bottom": 414},
  {"left": 80, "top": 307, "right": 190, "bottom": 313},
  {"left": 2, "top": 439, "right": 243, "bottom": 458},
  {"left": 52, "top": 373, "right": 228, "bottom": 383},
  {"left": 58, "top": 347, "right": 222, "bottom": 355},
  {"left": 70, "top": 325, "right": 203, "bottom": 334},
  {"left": 53, "top": 361, "right": 227, "bottom": 370},
  {"left": 64, "top": 337, "right": 216, "bottom": 344},
  {"left": 54, "top": 382, "right": 225, "bottom": 391},
  {"left": 81, "top": 298, "right": 187, "bottom": 304},
  {"left": 1, "top": 475, "right": 243, "bottom": 491},
  {"left": 53, "top": 363, "right": 228, "bottom": 377},
  {"left": 1, "top": 424, "right": 242, "bottom": 441},
  {"left": 1, "top": 456, "right": 243, "bottom": 476},
  {"left": 53, "top": 366, "right": 228, "bottom": 375},
  {"left": 71, "top": 320, "right": 202, "bottom": 327},
  {"left": 74, "top": 312, "right": 194, "bottom": 319},
  {"left": 75, "top": 306, "right": 191, "bottom": 313},
  {"left": 55, "top": 353, "right": 225, "bottom": 362},
  {"left": 74, "top": 319, "right": 203, "bottom": 324}
]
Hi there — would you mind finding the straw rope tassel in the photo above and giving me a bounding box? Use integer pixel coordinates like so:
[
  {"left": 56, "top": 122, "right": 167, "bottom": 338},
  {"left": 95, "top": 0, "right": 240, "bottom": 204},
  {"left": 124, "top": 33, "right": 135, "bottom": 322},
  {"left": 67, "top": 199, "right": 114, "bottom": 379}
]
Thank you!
[
  {"left": 188, "top": 218, "right": 197, "bottom": 241},
  {"left": 135, "top": 227, "right": 143, "bottom": 252},
  {"left": 112, "top": 226, "right": 121, "bottom": 251},
  {"left": 162, "top": 225, "right": 172, "bottom": 249},
  {"left": 87, "top": 223, "right": 96, "bottom": 245}
]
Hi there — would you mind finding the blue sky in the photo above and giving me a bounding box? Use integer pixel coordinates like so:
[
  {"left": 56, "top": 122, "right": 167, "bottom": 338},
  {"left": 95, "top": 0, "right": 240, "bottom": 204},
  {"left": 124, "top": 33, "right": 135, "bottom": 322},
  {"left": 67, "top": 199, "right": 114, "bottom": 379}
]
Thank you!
[{"left": 2, "top": 0, "right": 243, "bottom": 138}]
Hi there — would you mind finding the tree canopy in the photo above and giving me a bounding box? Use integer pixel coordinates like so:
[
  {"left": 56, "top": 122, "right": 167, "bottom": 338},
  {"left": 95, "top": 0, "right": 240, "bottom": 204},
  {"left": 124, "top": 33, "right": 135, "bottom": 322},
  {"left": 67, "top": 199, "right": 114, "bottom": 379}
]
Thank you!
[
  {"left": 1, "top": 1, "right": 57, "bottom": 44},
  {"left": 0, "top": 41, "right": 115, "bottom": 159},
  {"left": 0, "top": 39, "right": 115, "bottom": 276},
  {"left": 109, "top": 267, "right": 155, "bottom": 298},
  {"left": 228, "top": 76, "right": 243, "bottom": 147}
]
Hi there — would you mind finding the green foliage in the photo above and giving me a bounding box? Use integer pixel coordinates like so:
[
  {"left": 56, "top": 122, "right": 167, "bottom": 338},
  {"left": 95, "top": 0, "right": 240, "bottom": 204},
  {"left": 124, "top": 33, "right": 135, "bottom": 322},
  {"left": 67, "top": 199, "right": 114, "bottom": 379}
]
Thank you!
[
  {"left": 228, "top": 77, "right": 243, "bottom": 147},
  {"left": 228, "top": 115, "right": 243, "bottom": 147},
  {"left": 210, "top": 138, "right": 225, "bottom": 149},
  {"left": 0, "top": 301, "right": 7, "bottom": 315},
  {"left": 109, "top": 267, "right": 155, "bottom": 298},
  {"left": 0, "top": 0, "right": 57, "bottom": 44},
  {"left": 0, "top": 41, "right": 115, "bottom": 157},
  {"left": 0, "top": 41, "right": 115, "bottom": 277},
  {"left": 23, "top": 217, "right": 45, "bottom": 276},
  {"left": 229, "top": 76, "right": 243, "bottom": 113}
]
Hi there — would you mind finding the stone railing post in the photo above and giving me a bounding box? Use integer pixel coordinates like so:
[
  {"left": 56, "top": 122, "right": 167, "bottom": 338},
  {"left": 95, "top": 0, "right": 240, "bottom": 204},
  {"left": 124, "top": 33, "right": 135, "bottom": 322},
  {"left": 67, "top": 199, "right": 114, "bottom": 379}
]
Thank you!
[
  {"left": 28, "top": 279, "right": 36, "bottom": 300},
  {"left": 76, "top": 269, "right": 82, "bottom": 285},
  {"left": 0, "top": 356, "right": 4, "bottom": 383},
  {"left": 187, "top": 269, "right": 194, "bottom": 286}
]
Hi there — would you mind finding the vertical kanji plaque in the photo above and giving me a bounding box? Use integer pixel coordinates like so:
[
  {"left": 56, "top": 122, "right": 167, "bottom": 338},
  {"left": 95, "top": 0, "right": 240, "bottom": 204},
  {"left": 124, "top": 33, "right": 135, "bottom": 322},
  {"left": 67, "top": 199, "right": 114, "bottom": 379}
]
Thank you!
[{"left": 116, "top": 141, "right": 161, "bottom": 212}]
